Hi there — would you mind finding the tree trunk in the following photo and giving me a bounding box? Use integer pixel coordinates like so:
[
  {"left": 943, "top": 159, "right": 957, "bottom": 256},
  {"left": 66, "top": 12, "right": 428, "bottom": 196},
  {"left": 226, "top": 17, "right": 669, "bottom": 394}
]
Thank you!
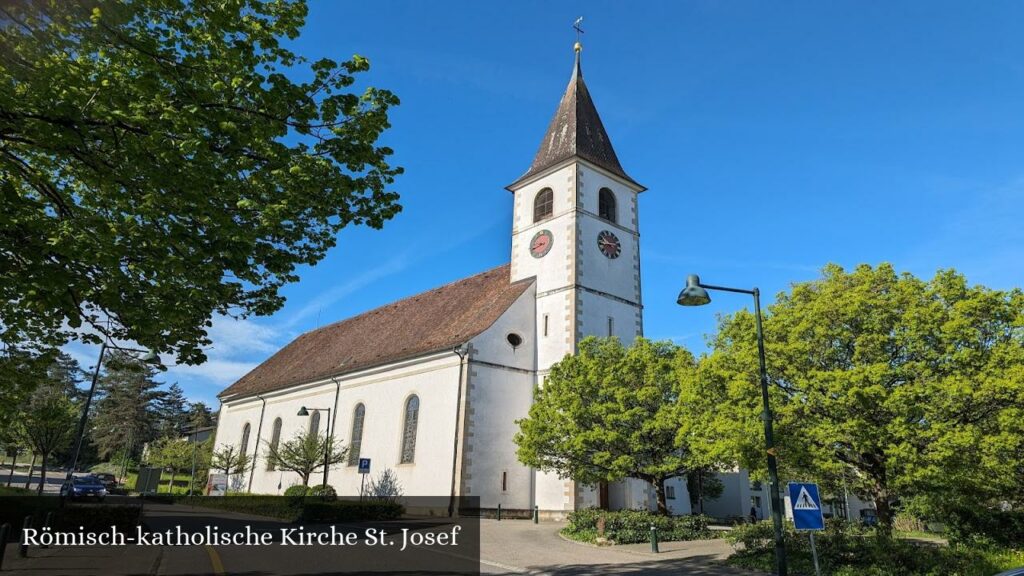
[
  {"left": 301, "top": 473, "right": 309, "bottom": 487},
  {"left": 698, "top": 472, "right": 705, "bottom": 515},
  {"left": 653, "top": 478, "right": 669, "bottom": 516},
  {"left": 168, "top": 470, "right": 176, "bottom": 494},
  {"left": 7, "top": 451, "right": 16, "bottom": 487},
  {"left": 874, "top": 493, "right": 894, "bottom": 536},
  {"left": 25, "top": 454, "right": 36, "bottom": 489},
  {"left": 37, "top": 454, "right": 48, "bottom": 496}
]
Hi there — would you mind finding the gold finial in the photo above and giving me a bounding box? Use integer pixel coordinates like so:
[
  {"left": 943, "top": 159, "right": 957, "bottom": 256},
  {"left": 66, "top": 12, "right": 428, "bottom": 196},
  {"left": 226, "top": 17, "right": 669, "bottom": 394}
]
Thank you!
[{"left": 573, "top": 17, "right": 584, "bottom": 53}]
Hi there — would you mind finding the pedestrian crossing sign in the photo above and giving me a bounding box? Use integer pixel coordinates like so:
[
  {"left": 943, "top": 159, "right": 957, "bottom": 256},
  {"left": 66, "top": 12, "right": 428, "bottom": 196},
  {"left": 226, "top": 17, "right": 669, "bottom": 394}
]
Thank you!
[{"left": 789, "top": 482, "right": 825, "bottom": 530}]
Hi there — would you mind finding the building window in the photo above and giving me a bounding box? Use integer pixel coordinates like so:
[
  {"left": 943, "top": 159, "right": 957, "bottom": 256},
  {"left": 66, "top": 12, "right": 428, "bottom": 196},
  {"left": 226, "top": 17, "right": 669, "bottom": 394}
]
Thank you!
[
  {"left": 502, "top": 471, "right": 508, "bottom": 492},
  {"left": 752, "top": 481, "right": 763, "bottom": 491},
  {"left": 543, "top": 314, "right": 549, "bottom": 337},
  {"left": 267, "top": 418, "right": 282, "bottom": 471},
  {"left": 607, "top": 316, "right": 614, "bottom": 337},
  {"left": 240, "top": 423, "right": 251, "bottom": 457},
  {"left": 400, "top": 395, "right": 420, "bottom": 464},
  {"left": 533, "top": 188, "right": 553, "bottom": 222},
  {"left": 309, "top": 410, "right": 321, "bottom": 437},
  {"left": 666, "top": 485, "right": 676, "bottom": 500},
  {"left": 506, "top": 333, "right": 523, "bottom": 348},
  {"left": 348, "top": 404, "right": 365, "bottom": 466},
  {"left": 598, "top": 188, "right": 616, "bottom": 223}
]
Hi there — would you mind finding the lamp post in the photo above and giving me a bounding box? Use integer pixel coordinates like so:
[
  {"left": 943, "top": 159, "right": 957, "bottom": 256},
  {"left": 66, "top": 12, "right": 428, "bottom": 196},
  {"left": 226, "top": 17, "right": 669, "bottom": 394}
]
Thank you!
[
  {"left": 297, "top": 406, "right": 333, "bottom": 487},
  {"left": 677, "top": 274, "right": 788, "bottom": 576},
  {"left": 63, "top": 343, "right": 161, "bottom": 496}
]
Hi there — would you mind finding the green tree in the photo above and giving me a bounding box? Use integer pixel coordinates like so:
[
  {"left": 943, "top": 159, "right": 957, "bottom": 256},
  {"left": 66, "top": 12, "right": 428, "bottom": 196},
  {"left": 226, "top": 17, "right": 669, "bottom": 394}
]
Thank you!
[
  {"left": 515, "top": 337, "right": 705, "bottom": 515},
  {"left": 263, "top": 429, "right": 347, "bottom": 486},
  {"left": 706, "top": 264, "right": 1024, "bottom": 532},
  {"left": 156, "top": 383, "right": 190, "bottom": 438},
  {"left": 210, "top": 443, "right": 251, "bottom": 493},
  {"left": 0, "top": 0, "right": 402, "bottom": 366},
  {"left": 686, "top": 468, "right": 725, "bottom": 515},
  {"left": 187, "top": 402, "right": 216, "bottom": 430},
  {"left": 148, "top": 436, "right": 192, "bottom": 493},
  {"left": 19, "top": 381, "right": 77, "bottom": 494},
  {"left": 91, "top": 351, "right": 164, "bottom": 460}
]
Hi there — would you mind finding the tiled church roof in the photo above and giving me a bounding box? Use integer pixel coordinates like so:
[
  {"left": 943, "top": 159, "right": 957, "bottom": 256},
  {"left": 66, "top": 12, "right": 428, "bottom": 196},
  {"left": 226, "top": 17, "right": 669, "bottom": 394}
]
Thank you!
[
  {"left": 218, "top": 264, "right": 532, "bottom": 400},
  {"left": 508, "top": 51, "right": 640, "bottom": 189}
]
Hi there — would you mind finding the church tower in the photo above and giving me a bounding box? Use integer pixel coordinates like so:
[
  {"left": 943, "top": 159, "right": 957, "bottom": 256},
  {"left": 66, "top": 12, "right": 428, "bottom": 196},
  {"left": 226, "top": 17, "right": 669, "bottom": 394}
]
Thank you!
[{"left": 508, "top": 43, "right": 646, "bottom": 515}]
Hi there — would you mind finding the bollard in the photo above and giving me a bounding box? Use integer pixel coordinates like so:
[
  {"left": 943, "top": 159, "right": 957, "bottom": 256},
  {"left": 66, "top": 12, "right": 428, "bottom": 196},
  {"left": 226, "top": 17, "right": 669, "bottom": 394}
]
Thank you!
[
  {"left": 41, "top": 512, "right": 53, "bottom": 549},
  {"left": 0, "top": 523, "right": 10, "bottom": 569},
  {"left": 533, "top": 505, "right": 539, "bottom": 524},
  {"left": 496, "top": 504, "right": 502, "bottom": 521},
  {"left": 19, "top": 516, "right": 31, "bottom": 558},
  {"left": 650, "top": 525, "right": 659, "bottom": 554}
]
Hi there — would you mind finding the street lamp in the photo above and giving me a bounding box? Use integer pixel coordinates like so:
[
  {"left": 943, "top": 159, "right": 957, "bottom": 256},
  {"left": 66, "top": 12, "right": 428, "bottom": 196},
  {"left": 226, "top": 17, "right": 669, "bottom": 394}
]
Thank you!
[
  {"left": 297, "top": 406, "right": 333, "bottom": 487},
  {"left": 63, "top": 342, "right": 162, "bottom": 495},
  {"left": 677, "top": 274, "right": 788, "bottom": 576}
]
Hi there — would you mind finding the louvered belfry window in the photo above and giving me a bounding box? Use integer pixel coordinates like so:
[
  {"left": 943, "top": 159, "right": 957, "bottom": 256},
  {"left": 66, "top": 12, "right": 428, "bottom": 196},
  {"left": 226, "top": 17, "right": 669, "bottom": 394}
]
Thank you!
[{"left": 533, "top": 188, "right": 553, "bottom": 222}]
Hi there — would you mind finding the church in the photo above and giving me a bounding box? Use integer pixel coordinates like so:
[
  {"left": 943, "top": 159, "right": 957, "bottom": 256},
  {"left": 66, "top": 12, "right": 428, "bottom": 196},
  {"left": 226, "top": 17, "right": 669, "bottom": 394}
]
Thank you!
[{"left": 213, "top": 42, "right": 693, "bottom": 519}]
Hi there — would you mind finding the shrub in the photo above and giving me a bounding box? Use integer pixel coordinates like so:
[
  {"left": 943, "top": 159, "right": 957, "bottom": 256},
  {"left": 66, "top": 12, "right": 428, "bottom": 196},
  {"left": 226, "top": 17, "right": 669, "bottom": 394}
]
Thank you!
[
  {"left": 308, "top": 484, "right": 337, "bottom": 501},
  {"left": 943, "top": 507, "right": 1024, "bottom": 549},
  {"left": 284, "top": 485, "right": 309, "bottom": 497},
  {"left": 563, "top": 508, "right": 713, "bottom": 544}
]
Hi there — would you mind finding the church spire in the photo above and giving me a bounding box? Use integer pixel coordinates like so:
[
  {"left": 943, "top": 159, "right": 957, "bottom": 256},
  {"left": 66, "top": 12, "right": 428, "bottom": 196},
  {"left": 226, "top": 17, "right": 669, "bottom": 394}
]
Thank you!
[{"left": 508, "top": 37, "right": 640, "bottom": 190}]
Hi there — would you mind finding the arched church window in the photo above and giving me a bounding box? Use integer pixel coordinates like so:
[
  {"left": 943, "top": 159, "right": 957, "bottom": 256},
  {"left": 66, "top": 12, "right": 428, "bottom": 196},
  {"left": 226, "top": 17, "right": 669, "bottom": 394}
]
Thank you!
[
  {"left": 240, "top": 422, "right": 251, "bottom": 458},
  {"left": 267, "top": 418, "right": 282, "bottom": 470},
  {"left": 400, "top": 395, "right": 420, "bottom": 464},
  {"left": 533, "top": 188, "right": 553, "bottom": 222},
  {"left": 599, "top": 188, "right": 617, "bottom": 223},
  {"left": 309, "top": 410, "right": 321, "bottom": 437},
  {"left": 348, "top": 404, "right": 365, "bottom": 465}
]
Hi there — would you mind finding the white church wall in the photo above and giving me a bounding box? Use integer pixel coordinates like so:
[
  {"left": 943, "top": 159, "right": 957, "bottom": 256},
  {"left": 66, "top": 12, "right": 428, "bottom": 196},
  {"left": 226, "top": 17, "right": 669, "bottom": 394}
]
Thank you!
[
  {"left": 463, "top": 286, "right": 536, "bottom": 511},
  {"left": 576, "top": 291, "right": 641, "bottom": 344},
  {"left": 216, "top": 352, "right": 463, "bottom": 498}
]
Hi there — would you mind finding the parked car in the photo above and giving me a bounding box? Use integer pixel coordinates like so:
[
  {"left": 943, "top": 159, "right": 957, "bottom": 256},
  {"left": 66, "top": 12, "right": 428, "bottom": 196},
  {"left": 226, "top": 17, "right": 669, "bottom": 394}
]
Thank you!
[
  {"left": 90, "top": 473, "right": 118, "bottom": 491},
  {"left": 992, "top": 569, "right": 1024, "bottom": 576},
  {"left": 60, "top": 476, "right": 107, "bottom": 501}
]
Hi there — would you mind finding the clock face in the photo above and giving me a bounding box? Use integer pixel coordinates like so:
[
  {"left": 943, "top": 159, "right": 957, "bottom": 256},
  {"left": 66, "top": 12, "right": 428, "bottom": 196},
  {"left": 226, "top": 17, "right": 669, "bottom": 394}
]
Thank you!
[
  {"left": 597, "top": 230, "right": 621, "bottom": 259},
  {"left": 530, "top": 229, "right": 553, "bottom": 258}
]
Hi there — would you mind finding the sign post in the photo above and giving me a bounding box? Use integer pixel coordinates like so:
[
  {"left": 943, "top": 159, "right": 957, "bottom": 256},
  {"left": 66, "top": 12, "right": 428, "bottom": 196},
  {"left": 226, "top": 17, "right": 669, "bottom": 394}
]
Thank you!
[
  {"left": 788, "top": 482, "right": 825, "bottom": 576},
  {"left": 358, "top": 458, "right": 371, "bottom": 501}
]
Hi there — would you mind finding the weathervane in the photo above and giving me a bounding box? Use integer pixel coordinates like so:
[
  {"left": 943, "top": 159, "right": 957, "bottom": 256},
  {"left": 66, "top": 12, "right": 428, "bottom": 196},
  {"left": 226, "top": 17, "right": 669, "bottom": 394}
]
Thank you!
[{"left": 573, "top": 16, "right": 584, "bottom": 52}]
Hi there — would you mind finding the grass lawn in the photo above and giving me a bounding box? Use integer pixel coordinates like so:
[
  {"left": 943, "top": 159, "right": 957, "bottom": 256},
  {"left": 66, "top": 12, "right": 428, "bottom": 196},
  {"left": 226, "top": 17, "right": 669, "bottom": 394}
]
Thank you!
[{"left": 124, "top": 471, "right": 199, "bottom": 495}]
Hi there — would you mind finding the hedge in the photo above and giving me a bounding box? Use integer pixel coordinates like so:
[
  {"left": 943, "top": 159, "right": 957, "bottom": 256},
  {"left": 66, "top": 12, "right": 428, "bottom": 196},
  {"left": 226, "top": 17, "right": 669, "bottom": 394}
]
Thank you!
[{"left": 563, "top": 508, "right": 713, "bottom": 544}]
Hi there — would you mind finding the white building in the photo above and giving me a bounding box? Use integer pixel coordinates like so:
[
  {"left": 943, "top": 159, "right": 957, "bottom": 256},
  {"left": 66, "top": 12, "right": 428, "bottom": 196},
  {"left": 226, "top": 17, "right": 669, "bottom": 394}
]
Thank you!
[{"left": 213, "top": 43, "right": 686, "bottom": 518}]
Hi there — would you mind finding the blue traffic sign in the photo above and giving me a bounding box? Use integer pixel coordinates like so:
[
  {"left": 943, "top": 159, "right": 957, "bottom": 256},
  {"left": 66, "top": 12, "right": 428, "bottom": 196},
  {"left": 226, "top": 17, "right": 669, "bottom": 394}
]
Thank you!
[
  {"left": 358, "top": 458, "right": 371, "bottom": 474},
  {"left": 789, "top": 482, "right": 825, "bottom": 531}
]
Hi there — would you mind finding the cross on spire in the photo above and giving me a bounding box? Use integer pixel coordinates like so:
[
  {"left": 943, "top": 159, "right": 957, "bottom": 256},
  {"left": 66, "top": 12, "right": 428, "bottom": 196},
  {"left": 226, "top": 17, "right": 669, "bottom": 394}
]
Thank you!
[{"left": 573, "top": 17, "right": 584, "bottom": 52}]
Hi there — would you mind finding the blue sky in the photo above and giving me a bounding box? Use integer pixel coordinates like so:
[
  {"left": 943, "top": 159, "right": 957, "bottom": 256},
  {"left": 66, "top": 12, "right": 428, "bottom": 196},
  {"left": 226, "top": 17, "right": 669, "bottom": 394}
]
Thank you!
[{"left": 66, "top": 1, "right": 1024, "bottom": 405}]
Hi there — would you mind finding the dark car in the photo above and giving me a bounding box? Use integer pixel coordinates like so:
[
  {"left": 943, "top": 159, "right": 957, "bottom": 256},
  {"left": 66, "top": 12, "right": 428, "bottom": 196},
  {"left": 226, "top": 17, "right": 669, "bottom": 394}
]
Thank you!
[
  {"left": 60, "top": 476, "right": 107, "bottom": 501},
  {"left": 992, "top": 569, "right": 1024, "bottom": 576},
  {"left": 91, "top": 473, "right": 118, "bottom": 491}
]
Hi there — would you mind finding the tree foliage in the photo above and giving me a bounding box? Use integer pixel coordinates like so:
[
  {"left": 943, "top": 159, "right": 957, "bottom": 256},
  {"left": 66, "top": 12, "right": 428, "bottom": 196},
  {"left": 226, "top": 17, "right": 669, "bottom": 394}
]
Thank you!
[
  {"left": 91, "top": 351, "right": 165, "bottom": 460},
  {"left": 515, "top": 337, "right": 709, "bottom": 514},
  {"left": 706, "top": 264, "right": 1024, "bottom": 531},
  {"left": 0, "top": 0, "right": 402, "bottom": 365},
  {"left": 263, "top": 429, "right": 347, "bottom": 486},
  {"left": 210, "top": 443, "right": 251, "bottom": 477},
  {"left": 19, "top": 378, "right": 78, "bottom": 494}
]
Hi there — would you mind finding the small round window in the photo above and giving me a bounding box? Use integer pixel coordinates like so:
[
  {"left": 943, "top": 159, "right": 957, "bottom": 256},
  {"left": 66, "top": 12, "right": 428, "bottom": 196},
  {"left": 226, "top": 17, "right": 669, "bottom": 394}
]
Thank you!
[{"left": 506, "top": 333, "right": 523, "bottom": 348}]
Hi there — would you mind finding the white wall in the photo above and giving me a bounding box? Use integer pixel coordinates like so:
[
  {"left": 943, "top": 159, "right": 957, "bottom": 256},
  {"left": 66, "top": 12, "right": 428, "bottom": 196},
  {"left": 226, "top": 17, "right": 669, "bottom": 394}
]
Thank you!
[
  {"left": 463, "top": 286, "right": 536, "bottom": 511},
  {"left": 214, "top": 352, "right": 463, "bottom": 497}
]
